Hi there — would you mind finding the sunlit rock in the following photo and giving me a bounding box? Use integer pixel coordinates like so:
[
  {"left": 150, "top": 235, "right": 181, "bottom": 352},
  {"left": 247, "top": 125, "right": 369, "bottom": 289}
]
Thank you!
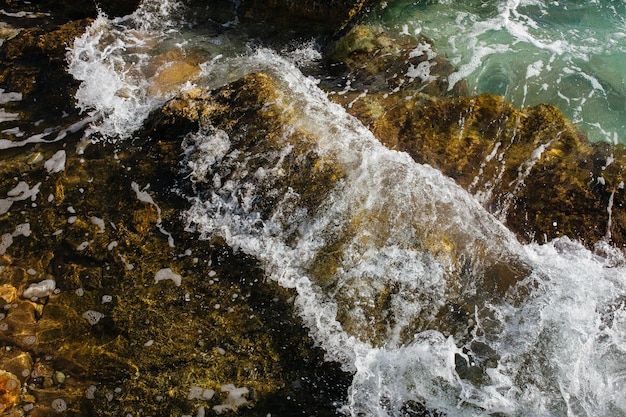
[{"left": 339, "top": 90, "right": 626, "bottom": 249}]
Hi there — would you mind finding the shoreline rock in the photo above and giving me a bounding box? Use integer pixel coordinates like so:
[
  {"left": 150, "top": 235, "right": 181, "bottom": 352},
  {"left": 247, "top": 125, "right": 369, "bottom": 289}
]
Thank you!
[{"left": 333, "top": 90, "right": 626, "bottom": 250}]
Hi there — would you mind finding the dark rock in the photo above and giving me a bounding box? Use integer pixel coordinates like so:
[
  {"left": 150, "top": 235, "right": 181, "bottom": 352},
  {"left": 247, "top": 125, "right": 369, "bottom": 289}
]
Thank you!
[
  {"left": 238, "top": 0, "right": 381, "bottom": 38},
  {"left": 0, "top": 18, "right": 91, "bottom": 142},
  {"left": 0, "top": 0, "right": 141, "bottom": 22}
]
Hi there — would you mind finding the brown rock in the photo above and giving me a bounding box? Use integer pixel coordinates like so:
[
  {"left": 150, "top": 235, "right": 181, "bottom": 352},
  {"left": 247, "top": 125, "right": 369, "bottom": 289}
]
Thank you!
[{"left": 339, "top": 91, "right": 626, "bottom": 249}]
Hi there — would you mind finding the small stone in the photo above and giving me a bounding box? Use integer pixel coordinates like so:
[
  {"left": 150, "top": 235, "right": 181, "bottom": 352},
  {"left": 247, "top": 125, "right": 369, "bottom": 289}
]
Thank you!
[{"left": 53, "top": 371, "right": 66, "bottom": 384}]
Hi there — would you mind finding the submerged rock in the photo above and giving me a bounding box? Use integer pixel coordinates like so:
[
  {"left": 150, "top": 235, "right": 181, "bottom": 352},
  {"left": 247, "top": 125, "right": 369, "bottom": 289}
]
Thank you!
[
  {"left": 0, "top": 85, "right": 350, "bottom": 417},
  {"left": 324, "top": 24, "right": 468, "bottom": 97},
  {"left": 339, "top": 91, "right": 626, "bottom": 249}
]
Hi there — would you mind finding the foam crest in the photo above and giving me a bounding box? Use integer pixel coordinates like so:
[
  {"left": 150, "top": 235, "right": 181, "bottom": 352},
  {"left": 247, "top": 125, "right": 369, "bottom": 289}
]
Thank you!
[
  {"left": 67, "top": 15, "right": 160, "bottom": 139},
  {"left": 67, "top": 0, "right": 221, "bottom": 141}
]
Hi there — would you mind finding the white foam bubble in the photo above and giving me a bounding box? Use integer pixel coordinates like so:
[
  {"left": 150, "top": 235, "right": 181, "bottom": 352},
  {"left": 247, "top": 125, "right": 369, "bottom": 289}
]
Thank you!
[
  {"left": 22, "top": 279, "right": 56, "bottom": 299},
  {"left": 154, "top": 268, "right": 182, "bottom": 287},
  {"left": 44, "top": 150, "right": 66, "bottom": 174}
]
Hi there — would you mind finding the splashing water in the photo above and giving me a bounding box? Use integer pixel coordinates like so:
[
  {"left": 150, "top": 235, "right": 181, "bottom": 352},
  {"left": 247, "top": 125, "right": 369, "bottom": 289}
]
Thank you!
[
  {"left": 182, "top": 50, "right": 626, "bottom": 417},
  {"left": 66, "top": 2, "right": 626, "bottom": 416}
]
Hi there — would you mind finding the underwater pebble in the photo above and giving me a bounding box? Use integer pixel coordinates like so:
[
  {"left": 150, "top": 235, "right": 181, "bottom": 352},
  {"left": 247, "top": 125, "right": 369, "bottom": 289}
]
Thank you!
[
  {"left": 85, "top": 384, "right": 97, "bottom": 399},
  {"left": 54, "top": 371, "right": 66, "bottom": 384},
  {"left": 23, "top": 335, "right": 36, "bottom": 345},
  {"left": 22, "top": 279, "right": 56, "bottom": 299},
  {"left": 51, "top": 398, "right": 67, "bottom": 412},
  {"left": 82, "top": 310, "right": 104, "bottom": 325}
]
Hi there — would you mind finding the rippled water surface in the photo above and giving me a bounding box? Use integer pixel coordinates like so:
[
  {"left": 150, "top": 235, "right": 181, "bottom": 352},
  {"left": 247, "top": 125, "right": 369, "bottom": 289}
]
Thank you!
[{"left": 373, "top": 0, "right": 626, "bottom": 144}]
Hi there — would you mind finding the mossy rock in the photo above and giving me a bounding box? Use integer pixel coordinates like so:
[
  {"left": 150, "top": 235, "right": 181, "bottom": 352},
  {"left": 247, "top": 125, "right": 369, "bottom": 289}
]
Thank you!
[
  {"left": 338, "top": 90, "right": 626, "bottom": 249},
  {"left": 324, "top": 24, "right": 468, "bottom": 97}
]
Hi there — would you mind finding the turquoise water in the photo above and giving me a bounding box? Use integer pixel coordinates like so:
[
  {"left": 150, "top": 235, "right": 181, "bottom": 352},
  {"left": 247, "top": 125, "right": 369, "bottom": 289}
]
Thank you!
[{"left": 373, "top": 0, "right": 626, "bottom": 144}]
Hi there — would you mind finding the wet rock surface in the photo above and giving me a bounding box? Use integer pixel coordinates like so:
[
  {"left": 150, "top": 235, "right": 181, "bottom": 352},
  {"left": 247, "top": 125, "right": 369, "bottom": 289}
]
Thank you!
[
  {"left": 0, "top": 0, "right": 141, "bottom": 22},
  {"left": 337, "top": 90, "right": 626, "bottom": 249},
  {"left": 0, "top": 18, "right": 90, "bottom": 137},
  {"left": 0, "top": 116, "right": 351, "bottom": 416}
]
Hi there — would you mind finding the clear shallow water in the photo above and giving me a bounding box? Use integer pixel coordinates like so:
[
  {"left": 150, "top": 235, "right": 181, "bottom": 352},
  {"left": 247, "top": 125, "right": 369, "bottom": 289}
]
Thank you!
[
  {"left": 66, "top": 2, "right": 626, "bottom": 416},
  {"left": 373, "top": 0, "right": 626, "bottom": 144}
]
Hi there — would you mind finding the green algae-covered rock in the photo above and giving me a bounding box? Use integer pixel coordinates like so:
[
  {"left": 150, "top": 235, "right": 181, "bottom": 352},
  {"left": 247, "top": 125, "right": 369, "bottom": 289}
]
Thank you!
[
  {"left": 324, "top": 24, "right": 468, "bottom": 97},
  {"left": 339, "top": 91, "right": 626, "bottom": 249}
]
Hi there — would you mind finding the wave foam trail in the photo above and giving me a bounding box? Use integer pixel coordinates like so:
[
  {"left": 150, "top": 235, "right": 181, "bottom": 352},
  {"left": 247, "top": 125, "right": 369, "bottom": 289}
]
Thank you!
[
  {"left": 66, "top": 0, "right": 214, "bottom": 141},
  {"left": 180, "top": 49, "right": 626, "bottom": 416}
]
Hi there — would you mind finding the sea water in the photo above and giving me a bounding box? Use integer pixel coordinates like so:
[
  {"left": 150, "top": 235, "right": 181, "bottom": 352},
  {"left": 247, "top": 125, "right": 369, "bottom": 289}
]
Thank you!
[
  {"left": 64, "top": 1, "right": 626, "bottom": 416},
  {"left": 373, "top": 0, "right": 626, "bottom": 145}
]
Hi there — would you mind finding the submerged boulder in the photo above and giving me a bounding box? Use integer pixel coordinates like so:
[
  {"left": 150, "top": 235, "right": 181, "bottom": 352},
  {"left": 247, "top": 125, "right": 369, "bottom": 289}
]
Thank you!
[{"left": 324, "top": 24, "right": 468, "bottom": 97}]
